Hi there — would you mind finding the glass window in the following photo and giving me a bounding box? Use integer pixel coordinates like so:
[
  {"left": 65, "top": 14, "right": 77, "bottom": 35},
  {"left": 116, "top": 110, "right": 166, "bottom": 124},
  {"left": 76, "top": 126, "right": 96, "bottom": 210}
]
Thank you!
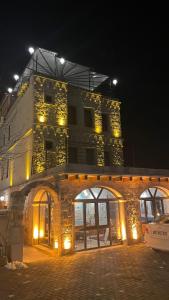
[
  {"left": 104, "top": 151, "right": 111, "bottom": 166},
  {"left": 86, "top": 203, "right": 95, "bottom": 226},
  {"left": 75, "top": 189, "right": 94, "bottom": 200},
  {"left": 68, "top": 105, "right": 77, "bottom": 125},
  {"left": 44, "top": 94, "right": 53, "bottom": 104},
  {"left": 86, "top": 230, "right": 98, "bottom": 249},
  {"left": 140, "top": 188, "right": 169, "bottom": 223},
  {"left": 98, "top": 202, "right": 108, "bottom": 225},
  {"left": 140, "top": 200, "right": 146, "bottom": 221},
  {"left": 146, "top": 201, "right": 154, "bottom": 222},
  {"left": 84, "top": 108, "right": 93, "bottom": 128},
  {"left": 75, "top": 230, "right": 85, "bottom": 251},
  {"left": 86, "top": 148, "right": 95, "bottom": 165},
  {"left": 140, "top": 190, "right": 151, "bottom": 198},
  {"left": 99, "top": 189, "right": 115, "bottom": 199},
  {"left": 109, "top": 202, "right": 121, "bottom": 241},
  {"left": 74, "top": 203, "right": 84, "bottom": 226},
  {"left": 45, "top": 140, "right": 54, "bottom": 151},
  {"left": 99, "top": 228, "right": 110, "bottom": 246},
  {"left": 156, "top": 189, "right": 166, "bottom": 197},
  {"left": 68, "top": 147, "right": 78, "bottom": 163},
  {"left": 163, "top": 199, "right": 169, "bottom": 214},
  {"left": 149, "top": 188, "right": 156, "bottom": 196},
  {"left": 102, "top": 114, "right": 109, "bottom": 132},
  {"left": 90, "top": 188, "right": 101, "bottom": 198}
]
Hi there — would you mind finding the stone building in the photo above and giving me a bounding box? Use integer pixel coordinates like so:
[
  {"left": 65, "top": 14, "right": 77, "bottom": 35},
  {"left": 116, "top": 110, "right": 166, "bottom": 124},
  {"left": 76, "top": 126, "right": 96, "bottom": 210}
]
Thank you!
[{"left": 0, "top": 48, "right": 169, "bottom": 260}]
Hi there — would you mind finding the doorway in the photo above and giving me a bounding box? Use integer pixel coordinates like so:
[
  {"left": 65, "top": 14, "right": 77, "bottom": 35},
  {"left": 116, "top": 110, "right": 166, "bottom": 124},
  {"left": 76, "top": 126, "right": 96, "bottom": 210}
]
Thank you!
[{"left": 32, "top": 191, "right": 54, "bottom": 247}]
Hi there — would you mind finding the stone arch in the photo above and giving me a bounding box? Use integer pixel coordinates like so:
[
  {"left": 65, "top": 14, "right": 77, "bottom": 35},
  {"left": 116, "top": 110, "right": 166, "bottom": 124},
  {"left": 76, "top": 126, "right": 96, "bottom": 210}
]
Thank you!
[{"left": 23, "top": 181, "right": 61, "bottom": 248}]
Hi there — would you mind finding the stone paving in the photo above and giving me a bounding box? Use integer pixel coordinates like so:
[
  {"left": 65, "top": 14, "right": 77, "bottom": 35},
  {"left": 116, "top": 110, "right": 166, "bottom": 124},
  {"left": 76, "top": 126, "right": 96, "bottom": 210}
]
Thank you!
[{"left": 1, "top": 243, "right": 169, "bottom": 300}]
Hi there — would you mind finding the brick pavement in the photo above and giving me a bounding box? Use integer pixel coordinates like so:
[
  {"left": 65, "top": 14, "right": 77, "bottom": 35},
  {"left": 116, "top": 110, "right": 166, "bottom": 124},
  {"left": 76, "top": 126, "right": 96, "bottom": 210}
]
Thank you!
[{"left": 1, "top": 243, "right": 169, "bottom": 300}]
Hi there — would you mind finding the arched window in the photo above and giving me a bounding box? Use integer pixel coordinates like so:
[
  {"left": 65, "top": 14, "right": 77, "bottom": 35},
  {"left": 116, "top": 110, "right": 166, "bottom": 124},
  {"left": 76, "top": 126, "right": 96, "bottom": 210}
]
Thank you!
[
  {"left": 140, "top": 187, "right": 169, "bottom": 223},
  {"left": 74, "top": 187, "right": 121, "bottom": 251}
]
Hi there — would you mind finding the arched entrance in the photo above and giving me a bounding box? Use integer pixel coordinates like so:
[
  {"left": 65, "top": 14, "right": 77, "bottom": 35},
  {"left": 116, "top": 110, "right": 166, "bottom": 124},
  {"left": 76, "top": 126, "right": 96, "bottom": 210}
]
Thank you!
[
  {"left": 74, "top": 187, "right": 122, "bottom": 251},
  {"left": 140, "top": 187, "right": 169, "bottom": 223},
  {"left": 32, "top": 189, "right": 54, "bottom": 247}
]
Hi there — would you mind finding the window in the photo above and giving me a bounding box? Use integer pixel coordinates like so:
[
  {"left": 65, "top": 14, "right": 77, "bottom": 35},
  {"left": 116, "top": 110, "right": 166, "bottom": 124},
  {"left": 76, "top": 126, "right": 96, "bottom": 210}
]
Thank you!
[
  {"left": 1, "top": 167, "right": 4, "bottom": 181},
  {"left": 45, "top": 140, "right": 54, "bottom": 151},
  {"left": 86, "top": 148, "right": 95, "bottom": 165},
  {"left": 6, "top": 160, "right": 9, "bottom": 178},
  {"left": 68, "top": 105, "right": 77, "bottom": 125},
  {"left": 8, "top": 126, "right": 10, "bottom": 141},
  {"left": 68, "top": 147, "right": 78, "bottom": 163},
  {"left": 84, "top": 108, "right": 93, "bottom": 128},
  {"left": 104, "top": 151, "right": 111, "bottom": 166},
  {"left": 102, "top": 114, "right": 109, "bottom": 132},
  {"left": 139, "top": 187, "right": 169, "bottom": 223},
  {"left": 44, "top": 94, "right": 53, "bottom": 104}
]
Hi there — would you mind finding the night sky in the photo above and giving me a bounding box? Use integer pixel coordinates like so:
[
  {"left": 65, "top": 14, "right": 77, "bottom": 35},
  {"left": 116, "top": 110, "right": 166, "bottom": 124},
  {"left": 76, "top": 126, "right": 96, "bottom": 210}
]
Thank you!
[{"left": 0, "top": 4, "right": 169, "bottom": 169}]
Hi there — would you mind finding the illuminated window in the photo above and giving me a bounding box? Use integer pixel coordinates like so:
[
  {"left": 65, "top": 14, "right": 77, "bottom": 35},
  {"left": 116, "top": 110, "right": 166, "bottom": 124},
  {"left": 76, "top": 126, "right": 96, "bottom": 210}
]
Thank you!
[
  {"left": 102, "top": 114, "right": 109, "bottom": 132},
  {"left": 45, "top": 140, "right": 54, "bottom": 151},
  {"left": 84, "top": 108, "right": 94, "bottom": 128},
  {"left": 44, "top": 94, "right": 53, "bottom": 104},
  {"left": 68, "top": 147, "right": 78, "bottom": 163},
  {"left": 68, "top": 105, "right": 77, "bottom": 125},
  {"left": 74, "top": 187, "right": 121, "bottom": 251},
  {"left": 104, "top": 151, "right": 111, "bottom": 166},
  {"left": 86, "top": 148, "right": 95, "bottom": 165},
  {"left": 140, "top": 187, "right": 169, "bottom": 223}
]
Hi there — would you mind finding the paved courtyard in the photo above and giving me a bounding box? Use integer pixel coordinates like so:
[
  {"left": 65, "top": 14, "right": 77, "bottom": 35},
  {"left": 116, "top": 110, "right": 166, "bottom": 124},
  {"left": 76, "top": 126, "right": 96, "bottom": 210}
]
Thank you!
[{"left": 1, "top": 243, "right": 169, "bottom": 300}]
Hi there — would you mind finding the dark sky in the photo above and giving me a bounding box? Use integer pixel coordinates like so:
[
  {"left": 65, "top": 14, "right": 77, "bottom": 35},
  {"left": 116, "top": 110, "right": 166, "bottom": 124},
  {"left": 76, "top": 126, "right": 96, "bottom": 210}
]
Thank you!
[{"left": 0, "top": 4, "right": 169, "bottom": 169}]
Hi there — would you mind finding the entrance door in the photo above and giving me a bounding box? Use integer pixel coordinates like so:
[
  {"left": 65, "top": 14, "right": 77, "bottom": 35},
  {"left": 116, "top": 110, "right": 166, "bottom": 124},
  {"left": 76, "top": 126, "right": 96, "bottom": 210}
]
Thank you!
[
  {"left": 33, "top": 191, "right": 54, "bottom": 246},
  {"left": 74, "top": 188, "right": 121, "bottom": 251}
]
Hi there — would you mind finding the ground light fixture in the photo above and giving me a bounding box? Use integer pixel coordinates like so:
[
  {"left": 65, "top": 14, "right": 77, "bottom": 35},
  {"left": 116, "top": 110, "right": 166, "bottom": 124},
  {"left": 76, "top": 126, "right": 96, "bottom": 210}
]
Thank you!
[
  {"left": 59, "top": 57, "right": 65, "bottom": 64},
  {"left": 112, "top": 79, "right": 118, "bottom": 86},
  {"left": 28, "top": 47, "right": 35, "bottom": 55},
  {"left": 13, "top": 74, "right": 19, "bottom": 81},
  {"left": 7, "top": 88, "right": 13, "bottom": 93}
]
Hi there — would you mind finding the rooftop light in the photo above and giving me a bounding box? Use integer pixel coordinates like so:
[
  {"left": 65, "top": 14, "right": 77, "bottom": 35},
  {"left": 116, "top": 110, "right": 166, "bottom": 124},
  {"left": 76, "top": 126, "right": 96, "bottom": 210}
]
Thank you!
[
  {"left": 28, "top": 47, "right": 35, "bottom": 55},
  {"left": 112, "top": 79, "right": 118, "bottom": 86},
  {"left": 13, "top": 74, "right": 19, "bottom": 81},
  {"left": 7, "top": 88, "right": 13, "bottom": 93},
  {"left": 59, "top": 57, "right": 65, "bottom": 64}
]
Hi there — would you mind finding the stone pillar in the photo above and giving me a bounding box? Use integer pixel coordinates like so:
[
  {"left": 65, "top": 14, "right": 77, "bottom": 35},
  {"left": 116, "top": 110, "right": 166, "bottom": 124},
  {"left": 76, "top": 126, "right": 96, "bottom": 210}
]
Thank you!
[
  {"left": 7, "top": 191, "right": 25, "bottom": 262},
  {"left": 60, "top": 193, "right": 73, "bottom": 255},
  {"left": 124, "top": 193, "right": 142, "bottom": 245}
]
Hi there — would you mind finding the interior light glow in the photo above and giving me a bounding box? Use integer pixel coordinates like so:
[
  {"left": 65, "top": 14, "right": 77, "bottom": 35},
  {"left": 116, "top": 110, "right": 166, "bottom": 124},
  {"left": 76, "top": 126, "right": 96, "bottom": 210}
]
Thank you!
[
  {"left": 13, "top": 74, "right": 19, "bottom": 81},
  {"left": 33, "top": 227, "right": 39, "bottom": 239},
  {"left": 64, "top": 238, "right": 71, "bottom": 250},
  {"left": 0, "top": 196, "right": 5, "bottom": 201},
  {"left": 132, "top": 224, "right": 138, "bottom": 240},
  {"left": 39, "top": 229, "right": 44, "bottom": 238},
  {"left": 38, "top": 115, "right": 46, "bottom": 123},
  {"left": 54, "top": 240, "right": 58, "bottom": 249},
  {"left": 112, "top": 79, "right": 118, "bottom": 86},
  {"left": 28, "top": 47, "right": 35, "bottom": 55},
  {"left": 7, "top": 88, "right": 13, "bottom": 93},
  {"left": 59, "top": 57, "right": 65, "bottom": 64}
]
